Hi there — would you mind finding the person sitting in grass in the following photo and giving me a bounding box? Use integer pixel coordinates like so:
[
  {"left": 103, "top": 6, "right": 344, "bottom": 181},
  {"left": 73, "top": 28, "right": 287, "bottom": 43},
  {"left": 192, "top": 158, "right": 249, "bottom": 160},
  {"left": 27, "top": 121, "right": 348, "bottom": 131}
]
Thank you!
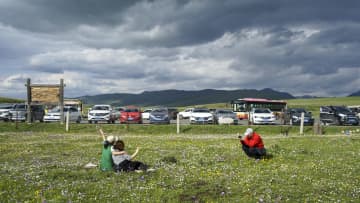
[
  {"left": 111, "top": 140, "right": 149, "bottom": 173},
  {"left": 99, "top": 128, "right": 123, "bottom": 171},
  {"left": 239, "top": 128, "right": 267, "bottom": 160}
]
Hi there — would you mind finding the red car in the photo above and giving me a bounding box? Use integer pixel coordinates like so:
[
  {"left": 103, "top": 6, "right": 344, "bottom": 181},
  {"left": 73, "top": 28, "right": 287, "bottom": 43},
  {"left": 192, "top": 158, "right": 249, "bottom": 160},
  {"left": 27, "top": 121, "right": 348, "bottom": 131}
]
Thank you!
[{"left": 120, "top": 106, "right": 142, "bottom": 124}]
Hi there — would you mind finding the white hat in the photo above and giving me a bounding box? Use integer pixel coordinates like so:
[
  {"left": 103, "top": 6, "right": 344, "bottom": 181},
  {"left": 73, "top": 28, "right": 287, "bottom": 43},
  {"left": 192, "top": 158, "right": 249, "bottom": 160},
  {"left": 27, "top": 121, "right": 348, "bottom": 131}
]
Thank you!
[
  {"left": 244, "top": 128, "right": 253, "bottom": 136},
  {"left": 106, "top": 135, "right": 119, "bottom": 143}
]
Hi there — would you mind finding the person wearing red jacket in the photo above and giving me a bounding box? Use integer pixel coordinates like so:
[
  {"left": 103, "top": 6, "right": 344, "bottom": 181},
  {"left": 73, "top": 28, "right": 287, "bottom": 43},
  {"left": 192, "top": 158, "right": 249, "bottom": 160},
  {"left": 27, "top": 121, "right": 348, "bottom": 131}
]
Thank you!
[{"left": 239, "top": 128, "right": 266, "bottom": 159}]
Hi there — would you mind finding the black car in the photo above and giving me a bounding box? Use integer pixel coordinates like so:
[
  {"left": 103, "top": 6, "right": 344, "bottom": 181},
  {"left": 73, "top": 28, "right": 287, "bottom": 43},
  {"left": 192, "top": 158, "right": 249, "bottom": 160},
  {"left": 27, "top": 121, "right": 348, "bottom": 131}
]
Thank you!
[
  {"left": 283, "top": 108, "right": 314, "bottom": 126},
  {"left": 320, "top": 106, "right": 359, "bottom": 126}
]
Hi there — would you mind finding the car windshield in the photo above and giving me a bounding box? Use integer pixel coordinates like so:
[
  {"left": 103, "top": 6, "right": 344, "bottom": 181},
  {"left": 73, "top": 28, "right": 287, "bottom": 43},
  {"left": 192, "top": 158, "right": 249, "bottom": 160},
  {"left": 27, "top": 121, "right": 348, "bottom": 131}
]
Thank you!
[
  {"left": 0, "top": 104, "right": 13, "bottom": 109},
  {"left": 217, "top": 110, "right": 233, "bottom": 114},
  {"left": 193, "top": 109, "right": 210, "bottom": 113},
  {"left": 14, "top": 104, "right": 26, "bottom": 110},
  {"left": 125, "top": 108, "right": 139, "bottom": 112},
  {"left": 254, "top": 109, "right": 271, "bottom": 113},
  {"left": 49, "top": 107, "right": 76, "bottom": 113},
  {"left": 93, "top": 106, "right": 109, "bottom": 110},
  {"left": 152, "top": 109, "right": 167, "bottom": 113},
  {"left": 333, "top": 106, "right": 351, "bottom": 113},
  {"left": 291, "top": 108, "right": 306, "bottom": 113}
]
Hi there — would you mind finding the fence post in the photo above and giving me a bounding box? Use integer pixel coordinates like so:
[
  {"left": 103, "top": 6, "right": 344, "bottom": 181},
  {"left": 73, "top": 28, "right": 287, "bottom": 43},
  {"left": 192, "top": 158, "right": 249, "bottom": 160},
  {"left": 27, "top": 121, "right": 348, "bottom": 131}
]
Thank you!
[
  {"left": 177, "top": 113, "right": 180, "bottom": 134},
  {"left": 300, "top": 112, "right": 304, "bottom": 135},
  {"left": 59, "top": 79, "right": 64, "bottom": 125},
  {"left": 65, "top": 110, "right": 70, "bottom": 132},
  {"left": 26, "top": 78, "right": 32, "bottom": 124},
  {"left": 313, "top": 120, "right": 323, "bottom": 135}
]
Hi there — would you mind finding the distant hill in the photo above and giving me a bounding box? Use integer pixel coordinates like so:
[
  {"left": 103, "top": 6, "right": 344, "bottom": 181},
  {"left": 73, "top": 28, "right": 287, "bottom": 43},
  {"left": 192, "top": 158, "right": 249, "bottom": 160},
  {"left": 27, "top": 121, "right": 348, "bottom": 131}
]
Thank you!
[
  {"left": 349, "top": 90, "right": 360, "bottom": 96},
  {"left": 295, "top": 95, "right": 320, "bottom": 99},
  {"left": 0, "top": 97, "right": 24, "bottom": 103},
  {"left": 77, "top": 88, "right": 295, "bottom": 107}
]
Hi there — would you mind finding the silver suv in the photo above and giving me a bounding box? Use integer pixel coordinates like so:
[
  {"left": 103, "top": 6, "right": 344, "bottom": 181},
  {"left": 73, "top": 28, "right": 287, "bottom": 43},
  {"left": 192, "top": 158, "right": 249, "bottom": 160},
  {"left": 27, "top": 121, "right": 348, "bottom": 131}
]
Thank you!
[{"left": 9, "top": 104, "right": 45, "bottom": 122}]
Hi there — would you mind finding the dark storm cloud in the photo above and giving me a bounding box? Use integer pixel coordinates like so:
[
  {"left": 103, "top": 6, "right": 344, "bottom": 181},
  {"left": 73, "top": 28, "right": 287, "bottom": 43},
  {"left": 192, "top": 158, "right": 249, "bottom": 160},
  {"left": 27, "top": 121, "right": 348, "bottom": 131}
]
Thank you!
[
  {"left": 0, "top": 0, "right": 360, "bottom": 98},
  {"left": 0, "top": 0, "right": 137, "bottom": 32}
]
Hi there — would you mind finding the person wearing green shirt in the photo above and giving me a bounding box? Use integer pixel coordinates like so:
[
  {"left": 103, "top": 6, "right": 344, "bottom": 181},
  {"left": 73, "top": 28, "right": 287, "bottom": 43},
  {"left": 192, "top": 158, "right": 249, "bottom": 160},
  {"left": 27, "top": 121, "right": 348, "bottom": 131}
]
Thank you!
[{"left": 99, "top": 128, "right": 118, "bottom": 171}]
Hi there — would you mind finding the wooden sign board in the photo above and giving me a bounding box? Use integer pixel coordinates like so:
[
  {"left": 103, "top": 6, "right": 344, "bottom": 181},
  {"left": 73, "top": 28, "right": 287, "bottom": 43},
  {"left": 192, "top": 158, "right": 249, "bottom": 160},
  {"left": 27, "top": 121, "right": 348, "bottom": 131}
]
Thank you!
[{"left": 31, "top": 85, "right": 60, "bottom": 103}]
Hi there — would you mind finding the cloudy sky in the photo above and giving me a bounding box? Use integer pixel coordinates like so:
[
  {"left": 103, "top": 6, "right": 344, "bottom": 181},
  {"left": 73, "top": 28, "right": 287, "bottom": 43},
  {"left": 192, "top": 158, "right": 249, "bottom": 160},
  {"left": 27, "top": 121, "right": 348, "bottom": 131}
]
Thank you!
[{"left": 0, "top": 0, "right": 359, "bottom": 99}]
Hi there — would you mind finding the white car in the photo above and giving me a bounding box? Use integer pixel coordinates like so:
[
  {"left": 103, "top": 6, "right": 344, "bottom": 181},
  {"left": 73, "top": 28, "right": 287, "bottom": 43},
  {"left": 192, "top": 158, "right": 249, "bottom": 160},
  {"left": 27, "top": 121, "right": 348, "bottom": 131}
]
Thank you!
[
  {"left": 178, "top": 108, "right": 194, "bottom": 119},
  {"left": 0, "top": 103, "right": 13, "bottom": 121},
  {"left": 190, "top": 108, "right": 213, "bottom": 124},
  {"left": 44, "top": 106, "right": 82, "bottom": 123},
  {"left": 249, "top": 108, "right": 276, "bottom": 125},
  {"left": 88, "top": 104, "right": 116, "bottom": 124},
  {"left": 141, "top": 109, "right": 153, "bottom": 120}
]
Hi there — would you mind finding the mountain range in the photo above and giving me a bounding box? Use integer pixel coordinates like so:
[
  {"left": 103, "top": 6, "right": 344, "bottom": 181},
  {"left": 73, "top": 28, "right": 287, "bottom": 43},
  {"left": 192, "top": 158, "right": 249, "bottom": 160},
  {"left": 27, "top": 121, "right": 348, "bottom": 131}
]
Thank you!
[
  {"left": 349, "top": 90, "right": 360, "bottom": 97},
  {"left": 77, "top": 88, "right": 295, "bottom": 107}
]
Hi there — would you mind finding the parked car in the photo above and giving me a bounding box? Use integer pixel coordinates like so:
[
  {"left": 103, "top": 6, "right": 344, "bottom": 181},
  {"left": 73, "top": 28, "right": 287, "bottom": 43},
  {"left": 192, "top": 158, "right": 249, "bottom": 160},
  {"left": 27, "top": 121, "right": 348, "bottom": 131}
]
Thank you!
[
  {"left": 320, "top": 106, "right": 359, "bottom": 126},
  {"left": 43, "top": 106, "right": 82, "bottom": 123},
  {"left": 9, "top": 103, "right": 45, "bottom": 122},
  {"left": 87, "top": 104, "right": 117, "bottom": 124},
  {"left": 213, "top": 109, "right": 238, "bottom": 125},
  {"left": 283, "top": 108, "right": 314, "bottom": 126},
  {"left": 190, "top": 108, "right": 213, "bottom": 124},
  {"left": 113, "top": 106, "right": 125, "bottom": 120},
  {"left": 249, "top": 108, "right": 276, "bottom": 125},
  {"left": 141, "top": 108, "right": 153, "bottom": 120},
  {"left": 167, "top": 107, "right": 179, "bottom": 120},
  {"left": 178, "top": 108, "right": 193, "bottom": 119},
  {"left": 149, "top": 107, "right": 170, "bottom": 124},
  {"left": 348, "top": 105, "right": 360, "bottom": 118},
  {"left": 120, "top": 106, "right": 142, "bottom": 124},
  {"left": 0, "top": 103, "right": 14, "bottom": 121}
]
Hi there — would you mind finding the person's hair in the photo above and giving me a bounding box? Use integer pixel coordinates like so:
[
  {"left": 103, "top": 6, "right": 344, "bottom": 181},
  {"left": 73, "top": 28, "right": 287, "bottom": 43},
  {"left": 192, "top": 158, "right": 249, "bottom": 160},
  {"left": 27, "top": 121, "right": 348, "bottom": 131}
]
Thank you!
[{"left": 113, "top": 140, "right": 125, "bottom": 151}]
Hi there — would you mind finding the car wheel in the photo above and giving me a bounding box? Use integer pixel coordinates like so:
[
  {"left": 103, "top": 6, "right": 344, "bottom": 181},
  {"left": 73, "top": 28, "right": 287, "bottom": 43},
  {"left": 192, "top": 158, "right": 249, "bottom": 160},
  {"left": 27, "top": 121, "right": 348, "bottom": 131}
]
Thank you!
[
  {"left": 88, "top": 120, "right": 92, "bottom": 124},
  {"left": 76, "top": 117, "right": 81, "bottom": 123}
]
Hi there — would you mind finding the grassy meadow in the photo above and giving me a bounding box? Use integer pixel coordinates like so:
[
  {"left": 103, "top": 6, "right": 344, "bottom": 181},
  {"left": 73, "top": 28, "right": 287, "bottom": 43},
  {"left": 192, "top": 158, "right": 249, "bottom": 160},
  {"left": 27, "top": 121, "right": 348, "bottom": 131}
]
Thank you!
[
  {"left": 1, "top": 96, "right": 360, "bottom": 202},
  {"left": 1, "top": 122, "right": 360, "bottom": 202}
]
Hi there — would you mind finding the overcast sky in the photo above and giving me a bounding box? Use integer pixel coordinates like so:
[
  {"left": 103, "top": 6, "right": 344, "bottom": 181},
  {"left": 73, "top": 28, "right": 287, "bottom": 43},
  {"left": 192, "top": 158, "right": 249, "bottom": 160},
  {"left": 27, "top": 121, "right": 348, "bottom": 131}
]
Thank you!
[{"left": 0, "top": 0, "right": 359, "bottom": 99}]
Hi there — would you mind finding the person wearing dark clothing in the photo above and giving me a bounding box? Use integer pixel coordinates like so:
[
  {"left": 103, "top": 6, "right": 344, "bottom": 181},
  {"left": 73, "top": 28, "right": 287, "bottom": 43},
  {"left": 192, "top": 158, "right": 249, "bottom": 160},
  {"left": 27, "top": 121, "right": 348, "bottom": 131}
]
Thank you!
[
  {"left": 112, "top": 140, "right": 148, "bottom": 172},
  {"left": 239, "top": 128, "right": 266, "bottom": 159}
]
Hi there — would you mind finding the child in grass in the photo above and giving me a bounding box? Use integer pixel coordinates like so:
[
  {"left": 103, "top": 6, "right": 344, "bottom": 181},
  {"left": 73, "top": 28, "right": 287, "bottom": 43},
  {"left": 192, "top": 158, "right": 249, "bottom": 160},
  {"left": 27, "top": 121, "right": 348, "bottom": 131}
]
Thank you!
[
  {"left": 111, "top": 140, "right": 149, "bottom": 172},
  {"left": 99, "top": 128, "right": 123, "bottom": 171}
]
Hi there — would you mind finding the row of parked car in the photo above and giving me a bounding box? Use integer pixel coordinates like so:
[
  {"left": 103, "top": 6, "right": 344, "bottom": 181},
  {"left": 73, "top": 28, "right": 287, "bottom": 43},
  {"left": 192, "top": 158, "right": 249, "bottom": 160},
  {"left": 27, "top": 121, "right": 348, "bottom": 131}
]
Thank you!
[
  {"left": 1, "top": 103, "right": 359, "bottom": 126},
  {"left": 0, "top": 103, "right": 82, "bottom": 123},
  {"left": 283, "top": 106, "right": 360, "bottom": 126}
]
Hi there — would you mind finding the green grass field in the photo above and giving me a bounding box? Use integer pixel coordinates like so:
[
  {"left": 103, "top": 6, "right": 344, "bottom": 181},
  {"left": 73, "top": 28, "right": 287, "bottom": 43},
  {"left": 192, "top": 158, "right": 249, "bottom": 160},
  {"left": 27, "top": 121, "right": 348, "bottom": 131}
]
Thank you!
[
  {"left": 1, "top": 96, "right": 359, "bottom": 202},
  {"left": 1, "top": 123, "right": 360, "bottom": 202}
]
